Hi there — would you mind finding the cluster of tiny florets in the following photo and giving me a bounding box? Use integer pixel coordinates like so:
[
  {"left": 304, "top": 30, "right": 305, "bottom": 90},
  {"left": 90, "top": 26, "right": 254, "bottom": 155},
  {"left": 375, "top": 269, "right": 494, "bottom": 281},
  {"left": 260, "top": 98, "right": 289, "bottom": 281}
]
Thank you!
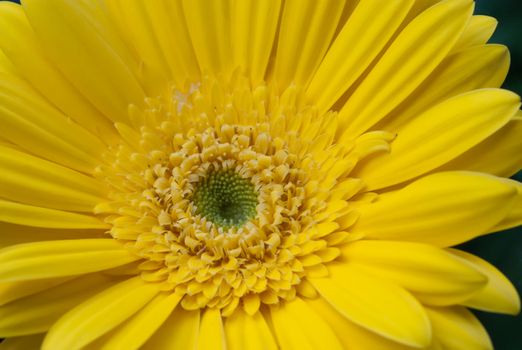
[
  {"left": 95, "top": 75, "right": 392, "bottom": 315},
  {"left": 192, "top": 169, "right": 258, "bottom": 229}
]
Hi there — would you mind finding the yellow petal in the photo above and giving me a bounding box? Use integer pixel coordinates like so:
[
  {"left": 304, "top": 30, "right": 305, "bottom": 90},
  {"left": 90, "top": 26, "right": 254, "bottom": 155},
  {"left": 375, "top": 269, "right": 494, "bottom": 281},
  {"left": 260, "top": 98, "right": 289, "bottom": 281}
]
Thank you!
[
  {"left": 0, "top": 2, "right": 116, "bottom": 139},
  {"left": 0, "top": 274, "right": 119, "bottom": 337},
  {"left": 338, "top": 0, "right": 474, "bottom": 138},
  {"left": 142, "top": 308, "right": 200, "bottom": 350},
  {"left": 0, "top": 145, "right": 105, "bottom": 211},
  {"left": 353, "top": 172, "right": 517, "bottom": 246},
  {"left": 198, "top": 308, "right": 227, "bottom": 350},
  {"left": 0, "top": 45, "right": 17, "bottom": 75},
  {"left": 0, "top": 73, "right": 107, "bottom": 173},
  {"left": 107, "top": 0, "right": 170, "bottom": 88},
  {"left": 0, "top": 334, "right": 44, "bottom": 350},
  {"left": 0, "top": 222, "right": 102, "bottom": 249},
  {"left": 426, "top": 307, "right": 493, "bottom": 350},
  {"left": 72, "top": 0, "right": 158, "bottom": 98},
  {"left": 242, "top": 293, "right": 261, "bottom": 315},
  {"left": 0, "top": 239, "right": 139, "bottom": 282},
  {"left": 231, "top": 0, "right": 281, "bottom": 85},
  {"left": 449, "top": 249, "right": 520, "bottom": 315},
  {"left": 452, "top": 15, "right": 497, "bottom": 50},
  {"left": 492, "top": 179, "right": 522, "bottom": 232},
  {"left": 140, "top": 1, "right": 200, "bottom": 88},
  {"left": 308, "top": 296, "right": 416, "bottom": 350},
  {"left": 270, "top": 298, "right": 344, "bottom": 350},
  {"left": 182, "top": 0, "right": 232, "bottom": 76},
  {"left": 272, "top": 0, "right": 345, "bottom": 88},
  {"left": 98, "top": 292, "right": 182, "bottom": 350},
  {"left": 332, "top": 1, "right": 361, "bottom": 30},
  {"left": 342, "top": 240, "right": 487, "bottom": 305},
  {"left": 307, "top": 0, "right": 414, "bottom": 114},
  {"left": 0, "top": 199, "right": 108, "bottom": 229},
  {"left": 225, "top": 310, "right": 277, "bottom": 350},
  {"left": 379, "top": 44, "right": 510, "bottom": 132},
  {"left": 404, "top": 0, "right": 443, "bottom": 22},
  {"left": 356, "top": 89, "right": 520, "bottom": 190},
  {"left": 22, "top": 0, "right": 145, "bottom": 124},
  {"left": 438, "top": 116, "right": 522, "bottom": 177},
  {"left": 310, "top": 263, "right": 431, "bottom": 348},
  {"left": 77, "top": 0, "right": 150, "bottom": 72},
  {"left": 42, "top": 277, "right": 160, "bottom": 350},
  {"left": 0, "top": 277, "right": 72, "bottom": 306}
]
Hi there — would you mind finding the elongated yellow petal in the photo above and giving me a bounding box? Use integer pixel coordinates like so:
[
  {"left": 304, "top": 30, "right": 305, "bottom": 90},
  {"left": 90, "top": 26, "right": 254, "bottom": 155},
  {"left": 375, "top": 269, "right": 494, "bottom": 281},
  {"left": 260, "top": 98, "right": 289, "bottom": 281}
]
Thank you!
[
  {"left": 307, "top": 0, "right": 414, "bottom": 113},
  {"left": 225, "top": 310, "right": 277, "bottom": 350},
  {"left": 453, "top": 15, "right": 497, "bottom": 50},
  {"left": 22, "top": 0, "right": 145, "bottom": 124},
  {"left": 198, "top": 308, "right": 227, "bottom": 350},
  {"left": 109, "top": 0, "right": 170, "bottom": 86},
  {"left": 404, "top": 0, "right": 444, "bottom": 22},
  {"left": 308, "top": 297, "right": 416, "bottom": 350},
  {"left": 42, "top": 277, "right": 160, "bottom": 350},
  {"left": 339, "top": 0, "right": 474, "bottom": 138},
  {"left": 270, "top": 298, "right": 343, "bottom": 350},
  {"left": 334, "top": 0, "right": 362, "bottom": 28},
  {"left": 0, "top": 277, "right": 72, "bottom": 307},
  {"left": 270, "top": 306, "right": 308, "bottom": 350},
  {"left": 342, "top": 240, "right": 487, "bottom": 305},
  {"left": 0, "top": 200, "right": 108, "bottom": 229},
  {"left": 0, "top": 145, "right": 105, "bottom": 211},
  {"left": 0, "top": 274, "right": 119, "bottom": 337},
  {"left": 0, "top": 2, "right": 116, "bottom": 139},
  {"left": 310, "top": 263, "right": 431, "bottom": 348},
  {"left": 0, "top": 46, "right": 17, "bottom": 75},
  {"left": 439, "top": 116, "right": 522, "bottom": 177},
  {"left": 139, "top": 1, "right": 200, "bottom": 88},
  {"left": 111, "top": 11, "right": 180, "bottom": 95},
  {"left": 0, "top": 239, "right": 139, "bottom": 282},
  {"left": 142, "top": 308, "right": 200, "bottom": 350},
  {"left": 379, "top": 44, "right": 510, "bottom": 132},
  {"left": 0, "top": 222, "right": 102, "bottom": 249},
  {"left": 0, "top": 334, "right": 44, "bottom": 350},
  {"left": 183, "top": 0, "right": 232, "bottom": 76},
  {"left": 353, "top": 172, "right": 517, "bottom": 246},
  {"left": 272, "top": 0, "right": 345, "bottom": 89},
  {"left": 74, "top": 0, "right": 156, "bottom": 98},
  {"left": 426, "top": 307, "right": 493, "bottom": 350},
  {"left": 492, "top": 180, "right": 522, "bottom": 232},
  {"left": 356, "top": 89, "right": 520, "bottom": 190},
  {"left": 449, "top": 249, "right": 520, "bottom": 315},
  {"left": 0, "top": 73, "right": 107, "bottom": 173},
  {"left": 76, "top": 0, "right": 148, "bottom": 76},
  {"left": 231, "top": 0, "right": 281, "bottom": 85},
  {"left": 99, "top": 293, "right": 182, "bottom": 350}
]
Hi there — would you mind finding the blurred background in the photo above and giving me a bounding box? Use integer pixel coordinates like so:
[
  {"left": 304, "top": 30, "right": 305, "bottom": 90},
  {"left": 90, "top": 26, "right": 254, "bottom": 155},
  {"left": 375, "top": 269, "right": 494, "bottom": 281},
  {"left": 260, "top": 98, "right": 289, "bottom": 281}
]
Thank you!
[
  {"left": 1, "top": 0, "right": 521, "bottom": 349},
  {"left": 462, "top": 2, "right": 522, "bottom": 349}
]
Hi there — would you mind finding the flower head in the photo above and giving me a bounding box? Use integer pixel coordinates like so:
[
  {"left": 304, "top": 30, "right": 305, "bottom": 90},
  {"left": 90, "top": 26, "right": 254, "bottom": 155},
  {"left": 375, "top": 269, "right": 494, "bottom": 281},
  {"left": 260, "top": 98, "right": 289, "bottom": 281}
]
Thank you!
[{"left": 0, "top": 0, "right": 521, "bottom": 349}]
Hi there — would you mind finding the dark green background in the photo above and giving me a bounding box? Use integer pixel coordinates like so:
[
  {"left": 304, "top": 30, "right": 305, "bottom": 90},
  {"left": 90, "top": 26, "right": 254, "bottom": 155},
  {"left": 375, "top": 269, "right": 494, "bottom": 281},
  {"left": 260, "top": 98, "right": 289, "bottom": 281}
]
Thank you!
[
  {"left": 1, "top": 0, "right": 521, "bottom": 348},
  {"left": 463, "top": 2, "right": 522, "bottom": 349}
]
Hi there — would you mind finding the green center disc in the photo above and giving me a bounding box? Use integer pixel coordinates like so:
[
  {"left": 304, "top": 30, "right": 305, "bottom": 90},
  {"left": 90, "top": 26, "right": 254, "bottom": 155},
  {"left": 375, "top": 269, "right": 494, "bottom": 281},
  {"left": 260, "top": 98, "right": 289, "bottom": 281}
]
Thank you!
[{"left": 192, "top": 169, "right": 258, "bottom": 228}]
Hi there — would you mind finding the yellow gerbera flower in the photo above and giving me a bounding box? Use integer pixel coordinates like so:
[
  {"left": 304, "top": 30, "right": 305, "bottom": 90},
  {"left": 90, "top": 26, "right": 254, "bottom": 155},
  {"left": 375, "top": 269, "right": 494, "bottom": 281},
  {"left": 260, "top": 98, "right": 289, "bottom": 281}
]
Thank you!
[{"left": 0, "top": 0, "right": 521, "bottom": 349}]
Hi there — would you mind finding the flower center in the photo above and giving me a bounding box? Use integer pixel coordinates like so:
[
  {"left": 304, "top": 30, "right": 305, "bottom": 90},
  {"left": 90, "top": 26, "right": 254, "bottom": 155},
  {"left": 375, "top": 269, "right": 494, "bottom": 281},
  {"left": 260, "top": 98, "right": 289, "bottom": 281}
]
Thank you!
[
  {"left": 192, "top": 169, "right": 258, "bottom": 229},
  {"left": 96, "top": 73, "right": 393, "bottom": 315}
]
